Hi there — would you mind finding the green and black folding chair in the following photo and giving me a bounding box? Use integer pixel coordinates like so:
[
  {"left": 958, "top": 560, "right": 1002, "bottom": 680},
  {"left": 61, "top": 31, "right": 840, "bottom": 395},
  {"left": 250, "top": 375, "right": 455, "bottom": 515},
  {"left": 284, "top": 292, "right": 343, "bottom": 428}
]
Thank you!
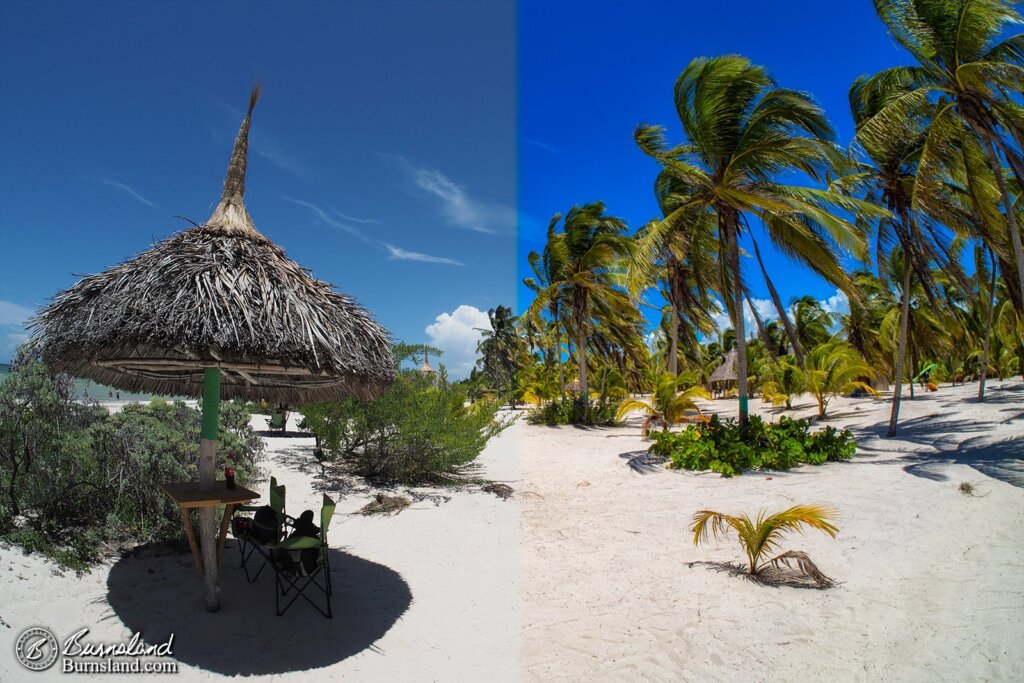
[
  {"left": 269, "top": 493, "right": 336, "bottom": 618},
  {"left": 232, "top": 476, "right": 288, "bottom": 583}
]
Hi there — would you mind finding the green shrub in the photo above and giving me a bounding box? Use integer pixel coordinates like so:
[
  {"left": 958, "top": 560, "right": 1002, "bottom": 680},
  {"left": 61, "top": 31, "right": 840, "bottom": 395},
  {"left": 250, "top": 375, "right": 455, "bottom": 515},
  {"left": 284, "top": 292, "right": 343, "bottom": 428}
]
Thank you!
[
  {"left": 1, "top": 356, "right": 264, "bottom": 569},
  {"left": 525, "top": 397, "right": 622, "bottom": 426},
  {"left": 301, "top": 372, "right": 514, "bottom": 483},
  {"left": 650, "top": 414, "right": 856, "bottom": 477}
]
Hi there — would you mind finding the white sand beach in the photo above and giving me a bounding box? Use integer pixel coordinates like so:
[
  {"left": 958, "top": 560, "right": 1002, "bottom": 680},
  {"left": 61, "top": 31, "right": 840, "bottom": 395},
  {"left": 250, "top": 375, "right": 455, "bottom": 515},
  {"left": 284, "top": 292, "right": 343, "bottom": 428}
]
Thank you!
[
  {"left": 521, "top": 379, "right": 1024, "bottom": 682},
  {"left": 0, "top": 380, "right": 1022, "bottom": 681}
]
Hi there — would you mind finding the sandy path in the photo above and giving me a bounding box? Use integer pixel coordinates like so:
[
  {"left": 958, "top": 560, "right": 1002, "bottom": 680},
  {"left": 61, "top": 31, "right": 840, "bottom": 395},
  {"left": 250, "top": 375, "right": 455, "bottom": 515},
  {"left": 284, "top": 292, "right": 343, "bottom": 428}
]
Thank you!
[{"left": 520, "top": 380, "right": 1024, "bottom": 682}]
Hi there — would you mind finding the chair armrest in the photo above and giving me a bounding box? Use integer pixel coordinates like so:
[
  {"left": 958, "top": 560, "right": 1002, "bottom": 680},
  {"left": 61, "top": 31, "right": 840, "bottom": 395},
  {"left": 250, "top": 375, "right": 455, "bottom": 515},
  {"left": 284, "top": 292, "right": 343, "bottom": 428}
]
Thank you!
[{"left": 268, "top": 536, "right": 320, "bottom": 551}]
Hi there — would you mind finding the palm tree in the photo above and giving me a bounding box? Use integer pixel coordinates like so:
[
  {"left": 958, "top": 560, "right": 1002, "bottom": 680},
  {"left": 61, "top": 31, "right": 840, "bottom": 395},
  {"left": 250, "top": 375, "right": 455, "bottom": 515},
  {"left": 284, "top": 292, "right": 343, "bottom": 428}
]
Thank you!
[
  {"left": 636, "top": 55, "right": 870, "bottom": 426},
  {"left": 476, "top": 305, "right": 524, "bottom": 404},
  {"left": 792, "top": 296, "right": 836, "bottom": 350},
  {"left": 615, "top": 370, "right": 710, "bottom": 438},
  {"left": 860, "top": 0, "right": 1024, "bottom": 305},
  {"left": 845, "top": 72, "right": 968, "bottom": 435},
  {"left": 524, "top": 217, "right": 569, "bottom": 399},
  {"left": 691, "top": 504, "right": 839, "bottom": 582},
  {"left": 525, "top": 203, "right": 637, "bottom": 414},
  {"left": 803, "top": 340, "right": 877, "bottom": 419},
  {"left": 761, "top": 357, "right": 807, "bottom": 410},
  {"left": 629, "top": 172, "right": 720, "bottom": 375}
]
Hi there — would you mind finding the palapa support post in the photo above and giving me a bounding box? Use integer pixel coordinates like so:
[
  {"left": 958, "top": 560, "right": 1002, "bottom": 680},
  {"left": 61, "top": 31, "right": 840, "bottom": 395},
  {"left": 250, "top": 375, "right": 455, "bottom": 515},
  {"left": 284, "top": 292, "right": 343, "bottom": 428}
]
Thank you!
[{"left": 199, "top": 367, "right": 222, "bottom": 611}]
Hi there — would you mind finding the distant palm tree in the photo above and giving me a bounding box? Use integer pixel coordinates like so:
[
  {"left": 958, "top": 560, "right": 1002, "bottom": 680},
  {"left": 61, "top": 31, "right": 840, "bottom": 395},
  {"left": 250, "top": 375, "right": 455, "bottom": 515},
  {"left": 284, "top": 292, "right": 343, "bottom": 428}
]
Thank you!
[
  {"left": 629, "top": 171, "right": 720, "bottom": 375},
  {"left": 525, "top": 203, "right": 637, "bottom": 413},
  {"left": 844, "top": 72, "right": 967, "bottom": 435},
  {"left": 636, "top": 55, "right": 870, "bottom": 426},
  {"left": 761, "top": 357, "right": 807, "bottom": 410},
  {"left": 860, "top": 0, "right": 1024, "bottom": 305},
  {"left": 792, "top": 296, "right": 836, "bottom": 350},
  {"left": 615, "top": 370, "right": 710, "bottom": 438},
  {"left": 524, "top": 217, "right": 569, "bottom": 398},
  {"left": 476, "top": 305, "right": 523, "bottom": 404},
  {"left": 804, "top": 340, "right": 878, "bottom": 419}
]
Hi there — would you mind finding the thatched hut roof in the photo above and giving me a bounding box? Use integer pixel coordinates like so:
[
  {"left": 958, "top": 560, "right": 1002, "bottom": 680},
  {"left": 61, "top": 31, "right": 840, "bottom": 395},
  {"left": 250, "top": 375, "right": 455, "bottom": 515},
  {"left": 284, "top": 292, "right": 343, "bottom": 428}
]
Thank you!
[
  {"left": 709, "top": 348, "right": 737, "bottom": 384},
  {"left": 28, "top": 86, "right": 395, "bottom": 404}
]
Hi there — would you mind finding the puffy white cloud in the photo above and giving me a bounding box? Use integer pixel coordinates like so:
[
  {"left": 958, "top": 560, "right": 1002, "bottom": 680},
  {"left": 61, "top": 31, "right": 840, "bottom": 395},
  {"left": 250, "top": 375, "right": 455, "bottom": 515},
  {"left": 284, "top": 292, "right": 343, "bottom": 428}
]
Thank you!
[
  {"left": 712, "top": 297, "right": 773, "bottom": 339},
  {"left": 821, "top": 289, "right": 850, "bottom": 316},
  {"left": 424, "top": 305, "right": 492, "bottom": 379},
  {"left": 710, "top": 288, "right": 849, "bottom": 338}
]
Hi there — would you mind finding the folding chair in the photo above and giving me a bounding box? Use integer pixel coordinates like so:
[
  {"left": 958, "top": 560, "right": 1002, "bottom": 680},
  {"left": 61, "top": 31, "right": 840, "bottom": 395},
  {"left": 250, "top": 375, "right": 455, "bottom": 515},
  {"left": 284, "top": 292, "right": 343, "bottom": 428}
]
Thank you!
[
  {"left": 232, "top": 476, "right": 288, "bottom": 583},
  {"left": 269, "top": 493, "right": 336, "bottom": 618}
]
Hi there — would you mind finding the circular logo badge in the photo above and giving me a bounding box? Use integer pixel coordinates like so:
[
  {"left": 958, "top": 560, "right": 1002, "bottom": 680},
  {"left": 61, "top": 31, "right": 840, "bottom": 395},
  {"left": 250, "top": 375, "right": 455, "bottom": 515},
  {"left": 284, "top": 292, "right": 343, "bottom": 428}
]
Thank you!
[{"left": 15, "top": 627, "right": 59, "bottom": 671}]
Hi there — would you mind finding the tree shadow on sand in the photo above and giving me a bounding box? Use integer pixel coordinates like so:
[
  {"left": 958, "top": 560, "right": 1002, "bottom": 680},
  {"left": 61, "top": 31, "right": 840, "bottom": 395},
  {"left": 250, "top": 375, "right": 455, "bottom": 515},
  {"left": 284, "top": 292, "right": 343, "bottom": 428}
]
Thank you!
[
  {"left": 847, "top": 406, "right": 1024, "bottom": 489},
  {"left": 104, "top": 544, "right": 412, "bottom": 676}
]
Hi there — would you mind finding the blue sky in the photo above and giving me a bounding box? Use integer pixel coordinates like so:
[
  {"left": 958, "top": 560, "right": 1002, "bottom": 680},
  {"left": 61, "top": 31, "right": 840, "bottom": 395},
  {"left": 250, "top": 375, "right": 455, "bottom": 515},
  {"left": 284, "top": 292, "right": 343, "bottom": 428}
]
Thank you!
[
  {"left": 0, "top": 0, "right": 515, "bottom": 375},
  {"left": 517, "top": 1, "right": 912, "bottom": 338}
]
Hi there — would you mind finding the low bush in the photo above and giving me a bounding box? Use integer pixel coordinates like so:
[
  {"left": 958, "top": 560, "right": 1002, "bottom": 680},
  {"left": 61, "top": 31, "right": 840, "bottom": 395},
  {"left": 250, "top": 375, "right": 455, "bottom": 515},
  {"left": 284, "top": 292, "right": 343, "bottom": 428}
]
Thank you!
[
  {"left": 301, "top": 372, "right": 514, "bottom": 483},
  {"left": 1, "top": 356, "right": 263, "bottom": 569},
  {"left": 525, "top": 397, "right": 622, "bottom": 426},
  {"left": 649, "top": 414, "right": 856, "bottom": 477}
]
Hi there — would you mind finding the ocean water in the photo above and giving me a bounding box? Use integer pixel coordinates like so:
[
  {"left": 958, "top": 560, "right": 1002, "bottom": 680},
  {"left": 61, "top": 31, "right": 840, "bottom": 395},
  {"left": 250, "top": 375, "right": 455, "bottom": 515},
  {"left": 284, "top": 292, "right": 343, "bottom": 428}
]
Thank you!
[{"left": 0, "top": 362, "right": 168, "bottom": 401}]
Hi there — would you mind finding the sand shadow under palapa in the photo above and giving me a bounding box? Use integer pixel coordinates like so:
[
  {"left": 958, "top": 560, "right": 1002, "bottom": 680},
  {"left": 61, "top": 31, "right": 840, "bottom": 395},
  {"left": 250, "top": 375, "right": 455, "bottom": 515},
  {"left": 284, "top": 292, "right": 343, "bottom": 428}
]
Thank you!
[{"left": 105, "top": 543, "right": 412, "bottom": 676}]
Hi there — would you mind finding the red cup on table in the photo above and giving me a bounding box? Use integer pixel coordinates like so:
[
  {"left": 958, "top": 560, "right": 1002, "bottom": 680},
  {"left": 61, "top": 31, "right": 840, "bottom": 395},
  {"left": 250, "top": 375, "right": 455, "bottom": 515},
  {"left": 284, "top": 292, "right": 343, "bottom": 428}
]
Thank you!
[{"left": 225, "top": 466, "right": 236, "bottom": 489}]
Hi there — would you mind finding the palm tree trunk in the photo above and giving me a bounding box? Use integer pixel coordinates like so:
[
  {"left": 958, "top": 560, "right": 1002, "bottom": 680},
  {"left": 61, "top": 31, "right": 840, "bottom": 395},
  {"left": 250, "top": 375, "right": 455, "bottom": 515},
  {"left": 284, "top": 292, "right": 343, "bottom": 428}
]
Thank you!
[
  {"left": 667, "top": 256, "right": 680, "bottom": 375},
  {"left": 726, "top": 216, "right": 749, "bottom": 427},
  {"left": 979, "top": 250, "right": 998, "bottom": 401},
  {"left": 552, "top": 302, "right": 565, "bottom": 401},
  {"left": 982, "top": 139, "right": 1024, "bottom": 309},
  {"left": 575, "top": 293, "right": 589, "bottom": 417},
  {"left": 887, "top": 266, "right": 912, "bottom": 437},
  {"left": 752, "top": 237, "right": 804, "bottom": 365}
]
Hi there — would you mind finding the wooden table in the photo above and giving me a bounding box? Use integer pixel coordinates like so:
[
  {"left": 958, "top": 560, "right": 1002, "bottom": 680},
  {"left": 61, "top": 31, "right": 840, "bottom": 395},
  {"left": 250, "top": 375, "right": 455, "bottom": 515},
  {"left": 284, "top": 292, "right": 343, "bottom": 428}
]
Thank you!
[{"left": 161, "top": 482, "right": 260, "bottom": 576}]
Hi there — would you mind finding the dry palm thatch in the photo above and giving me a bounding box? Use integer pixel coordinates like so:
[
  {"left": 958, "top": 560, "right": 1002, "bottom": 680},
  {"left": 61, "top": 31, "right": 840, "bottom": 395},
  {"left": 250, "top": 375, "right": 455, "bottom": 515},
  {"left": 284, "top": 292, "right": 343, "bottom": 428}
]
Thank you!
[
  {"left": 28, "top": 86, "right": 395, "bottom": 404},
  {"left": 709, "top": 348, "right": 738, "bottom": 384}
]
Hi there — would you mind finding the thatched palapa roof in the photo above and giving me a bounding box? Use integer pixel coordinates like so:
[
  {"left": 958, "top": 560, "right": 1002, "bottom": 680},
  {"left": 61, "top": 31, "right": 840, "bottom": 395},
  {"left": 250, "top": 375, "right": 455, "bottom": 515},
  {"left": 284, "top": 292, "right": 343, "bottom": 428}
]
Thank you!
[
  {"left": 29, "top": 86, "right": 395, "bottom": 403},
  {"left": 709, "top": 348, "right": 738, "bottom": 384}
]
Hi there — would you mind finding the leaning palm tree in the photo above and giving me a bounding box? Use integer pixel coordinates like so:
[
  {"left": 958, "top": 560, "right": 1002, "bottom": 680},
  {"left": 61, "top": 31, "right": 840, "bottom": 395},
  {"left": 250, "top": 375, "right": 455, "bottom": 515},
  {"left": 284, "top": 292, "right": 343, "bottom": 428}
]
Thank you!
[
  {"left": 844, "top": 72, "right": 968, "bottom": 435},
  {"left": 804, "top": 340, "right": 878, "bottom": 419},
  {"left": 636, "top": 55, "right": 871, "bottom": 426},
  {"left": 525, "top": 203, "right": 636, "bottom": 413},
  {"left": 629, "top": 170, "right": 720, "bottom": 375},
  {"left": 860, "top": 0, "right": 1024, "bottom": 304},
  {"left": 691, "top": 504, "right": 839, "bottom": 585},
  {"left": 615, "top": 370, "right": 710, "bottom": 438},
  {"left": 524, "top": 217, "right": 569, "bottom": 398}
]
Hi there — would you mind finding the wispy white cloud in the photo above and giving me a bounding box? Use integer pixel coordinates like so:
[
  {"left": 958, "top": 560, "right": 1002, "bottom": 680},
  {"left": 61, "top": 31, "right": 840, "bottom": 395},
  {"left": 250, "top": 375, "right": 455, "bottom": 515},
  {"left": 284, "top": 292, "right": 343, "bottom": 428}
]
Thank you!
[
  {"left": 386, "top": 156, "right": 514, "bottom": 234},
  {"left": 97, "top": 179, "right": 159, "bottom": 209},
  {"left": 384, "top": 244, "right": 463, "bottom": 266},
  {"left": 525, "top": 138, "right": 561, "bottom": 154},
  {"left": 331, "top": 209, "right": 379, "bottom": 225},
  {"left": 282, "top": 197, "right": 371, "bottom": 242},
  {"left": 425, "top": 304, "right": 491, "bottom": 378}
]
